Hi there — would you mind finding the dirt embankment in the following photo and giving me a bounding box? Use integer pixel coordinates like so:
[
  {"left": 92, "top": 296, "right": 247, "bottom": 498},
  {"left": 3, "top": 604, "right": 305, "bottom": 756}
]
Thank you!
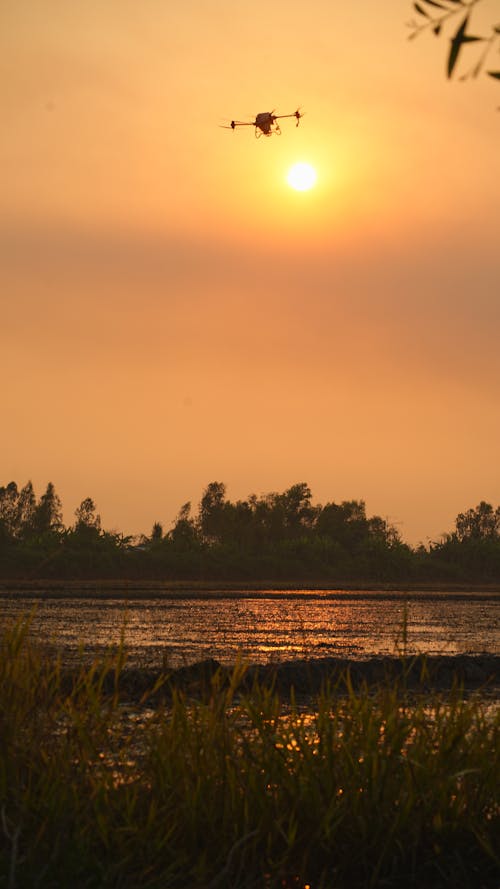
[{"left": 90, "top": 653, "right": 500, "bottom": 703}]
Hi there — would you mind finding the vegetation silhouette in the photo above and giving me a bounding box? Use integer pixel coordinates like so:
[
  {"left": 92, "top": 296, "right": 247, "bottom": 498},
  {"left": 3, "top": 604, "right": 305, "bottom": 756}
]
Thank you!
[
  {"left": 1, "top": 479, "right": 500, "bottom": 581},
  {"left": 408, "top": 0, "right": 500, "bottom": 87},
  {"left": 2, "top": 616, "right": 498, "bottom": 889}
]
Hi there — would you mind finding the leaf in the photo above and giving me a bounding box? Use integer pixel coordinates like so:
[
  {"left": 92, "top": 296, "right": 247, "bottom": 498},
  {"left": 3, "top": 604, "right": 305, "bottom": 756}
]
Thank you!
[
  {"left": 447, "top": 15, "right": 484, "bottom": 78},
  {"left": 448, "top": 21, "right": 465, "bottom": 77},
  {"left": 471, "top": 59, "right": 483, "bottom": 78},
  {"left": 414, "top": 2, "right": 429, "bottom": 17},
  {"left": 487, "top": 71, "right": 500, "bottom": 80}
]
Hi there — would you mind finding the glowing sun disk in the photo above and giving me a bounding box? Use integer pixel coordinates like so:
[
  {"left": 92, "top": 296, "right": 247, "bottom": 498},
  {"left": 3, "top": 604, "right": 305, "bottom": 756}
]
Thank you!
[{"left": 287, "top": 163, "right": 317, "bottom": 191}]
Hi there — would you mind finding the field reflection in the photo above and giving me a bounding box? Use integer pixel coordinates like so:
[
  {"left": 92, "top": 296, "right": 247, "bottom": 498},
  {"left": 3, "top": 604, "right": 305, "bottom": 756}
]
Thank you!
[{"left": 2, "top": 593, "right": 498, "bottom": 668}]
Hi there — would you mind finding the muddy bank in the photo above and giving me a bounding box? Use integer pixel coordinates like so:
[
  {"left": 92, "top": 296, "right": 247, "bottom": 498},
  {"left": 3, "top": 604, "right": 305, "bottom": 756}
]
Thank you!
[
  {"left": 94, "top": 653, "right": 500, "bottom": 703},
  {"left": 2, "top": 580, "right": 499, "bottom": 599}
]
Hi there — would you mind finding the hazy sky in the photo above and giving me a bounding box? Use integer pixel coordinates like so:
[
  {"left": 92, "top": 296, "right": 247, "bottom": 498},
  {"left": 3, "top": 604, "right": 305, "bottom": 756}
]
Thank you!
[{"left": 1, "top": 0, "right": 499, "bottom": 545}]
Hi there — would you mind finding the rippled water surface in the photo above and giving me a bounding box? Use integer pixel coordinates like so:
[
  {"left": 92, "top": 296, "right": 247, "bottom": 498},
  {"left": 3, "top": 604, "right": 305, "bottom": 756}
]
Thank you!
[{"left": 2, "top": 592, "right": 499, "bottom": 668}]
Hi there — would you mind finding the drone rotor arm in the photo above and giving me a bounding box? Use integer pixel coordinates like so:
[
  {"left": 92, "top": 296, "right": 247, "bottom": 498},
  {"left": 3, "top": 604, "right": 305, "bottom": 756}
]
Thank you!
[
  {"left": 221, "top": 120, "right": 256, "bottom": 131},
  {"left": 274, "top": 109, "right": 304, "bottom": 126}
]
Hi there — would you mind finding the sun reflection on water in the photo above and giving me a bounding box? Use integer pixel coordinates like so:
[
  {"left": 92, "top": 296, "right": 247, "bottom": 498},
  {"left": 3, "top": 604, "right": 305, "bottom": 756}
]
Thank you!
[{"left": 2, "top": 592, "right": 498, "bottom": 669}]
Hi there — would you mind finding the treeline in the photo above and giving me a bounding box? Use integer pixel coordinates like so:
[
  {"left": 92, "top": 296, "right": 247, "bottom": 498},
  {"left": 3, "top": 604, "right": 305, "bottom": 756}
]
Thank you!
[{"left": 1, "top": 479, "right": 500, "bottom": 582}]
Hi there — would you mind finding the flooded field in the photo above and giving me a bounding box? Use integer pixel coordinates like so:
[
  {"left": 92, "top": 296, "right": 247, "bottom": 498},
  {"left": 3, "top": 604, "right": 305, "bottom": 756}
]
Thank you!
[{"left": 2, "top": 590, "right": 499, "bottom": 669}]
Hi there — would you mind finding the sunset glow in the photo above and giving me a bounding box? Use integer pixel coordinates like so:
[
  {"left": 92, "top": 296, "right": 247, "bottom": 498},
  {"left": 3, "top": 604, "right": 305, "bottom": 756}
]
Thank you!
[{"left": 1, "top": 1, "right": 498, "bottom": 545}]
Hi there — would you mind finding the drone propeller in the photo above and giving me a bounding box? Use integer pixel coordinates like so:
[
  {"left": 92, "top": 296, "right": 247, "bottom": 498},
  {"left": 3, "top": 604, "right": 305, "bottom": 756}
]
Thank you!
[
  {"left": 272, "top": 107, "right": 304, "bottom": 126},
  {"left": 220, "top": 119, "right": 254, "bottom": 130}
]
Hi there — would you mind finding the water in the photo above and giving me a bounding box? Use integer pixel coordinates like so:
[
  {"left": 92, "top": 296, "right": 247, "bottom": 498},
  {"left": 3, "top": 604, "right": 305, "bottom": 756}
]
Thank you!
[{"left": 2, "top": 591, "right": 499, "bottom": 669}]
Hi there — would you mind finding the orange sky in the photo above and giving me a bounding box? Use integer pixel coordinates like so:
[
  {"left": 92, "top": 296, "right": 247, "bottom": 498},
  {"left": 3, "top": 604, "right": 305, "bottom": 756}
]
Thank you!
[{"left": 1, "top": 0, "right": 499, "bottom": 545}]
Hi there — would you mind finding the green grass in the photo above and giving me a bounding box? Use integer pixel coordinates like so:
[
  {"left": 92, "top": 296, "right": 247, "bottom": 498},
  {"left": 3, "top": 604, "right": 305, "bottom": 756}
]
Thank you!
[{"left": 1, "top": 617, "right": 499, "bottom": 888}]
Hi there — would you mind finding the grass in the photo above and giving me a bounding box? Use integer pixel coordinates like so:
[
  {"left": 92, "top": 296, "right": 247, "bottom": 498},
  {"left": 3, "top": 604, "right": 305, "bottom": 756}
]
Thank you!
[{"left": 0, "top": 617, "right": 499, "bottom": 888}]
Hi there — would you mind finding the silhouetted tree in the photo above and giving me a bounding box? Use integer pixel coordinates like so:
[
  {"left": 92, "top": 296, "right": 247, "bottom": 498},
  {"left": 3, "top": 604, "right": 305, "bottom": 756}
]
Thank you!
[
  {"left": 170, "top": 502, "right": 199, "bottom": 550},
  {"left": 279, "top": 483, "right": 317, "bottom": 535},
  {"left": 2, "top": 475, "right": 500, "bottom": 581},
  {"left": 316, "top": 500, "right": 370, "bottom": 551},
  {"left": 199, "top": 482, "right": 227, "bottom": 543},
  {"left": 427, "top": 500, "right": 500, "bottom": 581},
  {"left": 408, "top": 0, "right": 500, "bottom": 87},
  {"left": 32, "top": 482, "right": 63, "bottom": 536},
  {"left": 455, "top": 501, "right": 500, "bottom": 540},
  {"left": 150, "top": 522, "right": 163, "bottom": 541},
  {"left": 0, "top": 482, "right": 19, "bottom": 539},
  {"left": 74, "top": 497, "right": 101, "bottom": 533},
  {"left": 16, "top": 481, "right": 37, "bottom": 539}
]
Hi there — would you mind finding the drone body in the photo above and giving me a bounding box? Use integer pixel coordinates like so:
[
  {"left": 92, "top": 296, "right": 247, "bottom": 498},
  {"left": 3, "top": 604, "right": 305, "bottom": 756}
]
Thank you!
[
  {"left": 254, "top": 111, "right": 277, "bottom": 136},
  {"left": 223, "top": 108, "right": 303, "bottom": 138}
]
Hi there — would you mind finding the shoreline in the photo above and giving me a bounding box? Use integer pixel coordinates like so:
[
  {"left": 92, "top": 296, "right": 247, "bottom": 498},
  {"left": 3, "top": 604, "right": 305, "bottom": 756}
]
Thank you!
[
  {"left": 61, "top": 653, "right": 500, "bottom": 702},
  {"left": 1, "top": 578, "right": 500, "bottom": 600}
]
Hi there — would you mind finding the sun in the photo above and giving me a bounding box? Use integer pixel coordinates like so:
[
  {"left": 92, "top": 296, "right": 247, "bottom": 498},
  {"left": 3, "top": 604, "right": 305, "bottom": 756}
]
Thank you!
[{"left": 286, "top": 162, "right": 317, "bottom": 191}]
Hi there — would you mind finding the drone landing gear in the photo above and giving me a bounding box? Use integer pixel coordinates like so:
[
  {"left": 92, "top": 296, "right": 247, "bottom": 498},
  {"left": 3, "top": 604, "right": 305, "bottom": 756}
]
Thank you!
[{"left": 254, "top": 123, "right": 281, "bottom": 138}]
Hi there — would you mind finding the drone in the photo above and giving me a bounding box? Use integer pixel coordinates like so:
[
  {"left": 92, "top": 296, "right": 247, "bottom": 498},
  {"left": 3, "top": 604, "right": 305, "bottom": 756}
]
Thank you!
[{"left": 222, "top": 108, "right": 303, "bottom": 138}]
